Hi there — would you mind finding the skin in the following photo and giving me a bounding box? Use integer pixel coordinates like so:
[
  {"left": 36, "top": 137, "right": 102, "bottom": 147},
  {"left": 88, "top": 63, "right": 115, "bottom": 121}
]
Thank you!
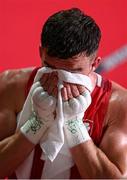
[{"left": 0, "top": 48, "right": 127, "bottom": 178}]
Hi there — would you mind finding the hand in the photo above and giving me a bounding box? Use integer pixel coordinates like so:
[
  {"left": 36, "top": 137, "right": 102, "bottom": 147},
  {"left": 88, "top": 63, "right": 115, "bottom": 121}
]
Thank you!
[
  {"left": 40, "top": 71, "right": 58, "bottom": 98},
  {"left": 63, "top": 88, "right": 92, "bottom": 148},
  {"left": 40, "top": 71, "right": 89, "bottom": 100},
  {"left": 20, "top": 81, "right": 56, "bottom": 145},
  {"left": 40, "top": 72, "right": 92, "bottom": 147},
  {"left": 32, "top": 82, "right": 56, "bottom": 125}
]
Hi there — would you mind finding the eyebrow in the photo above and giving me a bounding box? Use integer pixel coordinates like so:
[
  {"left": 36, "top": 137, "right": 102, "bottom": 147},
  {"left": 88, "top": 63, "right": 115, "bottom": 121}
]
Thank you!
[{"left": 44, "top": 61, "right": 82, "bottom": 72}]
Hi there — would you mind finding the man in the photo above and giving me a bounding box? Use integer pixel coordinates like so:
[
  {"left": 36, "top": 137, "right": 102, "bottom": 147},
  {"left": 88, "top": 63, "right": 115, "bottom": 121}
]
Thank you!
[{"left": 0, "top": 8, "right": 127, "bottom": 178}]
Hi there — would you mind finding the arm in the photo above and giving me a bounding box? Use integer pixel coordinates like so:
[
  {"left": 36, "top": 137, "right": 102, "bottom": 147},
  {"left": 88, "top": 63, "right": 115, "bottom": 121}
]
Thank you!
[
  {"left": 0, "top": 69, "right": 56, "bottom": 178},
  {"left": 70, "top": 129, "right": 127, "bottom": 178},
  {"left": 69, "top": 91, "right": 127, "bottom": 179},
  {"left": 0, "top": 70, "right": 36, "bottom": 178},
  {"left": 60, "top": 79, "right": 127, "bottom": 178},
  {"left": 0, "top": 104, "right": 35, "bottom": 178},
  {"left": 36, "top": 71, "right": 127, "bottom": 178},
  {"left": 0, "top": 126, "right": 34, "bottom": 178}
]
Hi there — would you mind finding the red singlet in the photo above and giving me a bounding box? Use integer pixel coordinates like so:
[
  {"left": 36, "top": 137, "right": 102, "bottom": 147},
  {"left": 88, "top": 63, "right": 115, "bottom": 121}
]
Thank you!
[{"left": 10, "top": 67, "right": 112, "bottom": 179}]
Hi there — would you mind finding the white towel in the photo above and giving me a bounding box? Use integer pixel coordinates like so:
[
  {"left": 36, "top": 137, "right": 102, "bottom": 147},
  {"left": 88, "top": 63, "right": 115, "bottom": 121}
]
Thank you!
[{"left": 16, "top": 67, "right": 92, "bottom": 179}]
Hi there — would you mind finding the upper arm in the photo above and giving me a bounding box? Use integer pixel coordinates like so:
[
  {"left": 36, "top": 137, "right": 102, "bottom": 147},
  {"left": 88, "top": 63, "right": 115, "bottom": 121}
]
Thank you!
[
  {"left": 0, "top": 109, "right": 16, "bottom": 141},
  {"left": 100, "top": 126, "right": 127, "bottom": 176},
  {"left": 0, "top": 70, "right": 18, "bottom": 140},
  {"left": 99, "top": 91, "right": 127, "bottom": 176},
  {"left": 0, "top": 68, "right": 35, "bottom": 141}
]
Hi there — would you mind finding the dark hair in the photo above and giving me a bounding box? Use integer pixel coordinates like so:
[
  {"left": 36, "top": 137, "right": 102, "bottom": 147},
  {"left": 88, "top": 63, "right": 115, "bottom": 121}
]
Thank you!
[{"left": 41, "top": 8, "right": 101, "bottom": 59}]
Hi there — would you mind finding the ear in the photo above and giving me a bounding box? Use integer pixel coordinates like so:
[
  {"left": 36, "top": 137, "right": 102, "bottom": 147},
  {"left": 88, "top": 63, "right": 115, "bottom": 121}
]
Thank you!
[
  {"left": 39, "top": 45, "right": 43, "bottom": 58},
  {"left": 39, "top": 46, "right": 47, "bottom": 66},
  {"left": 91, "top": 56, "right": 101, "bottom": 71},
  {"left": 39, "top": 46, "right": 47, "bottom": 60}
]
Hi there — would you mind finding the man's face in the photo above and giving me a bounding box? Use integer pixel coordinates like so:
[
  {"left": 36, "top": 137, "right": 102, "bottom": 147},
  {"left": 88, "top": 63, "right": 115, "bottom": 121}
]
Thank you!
[
  {"left": 40, "top": 49, "right": 100, "bottom": 99},
  {"left": 43, "top": 53, "right": 94, "bottom": 76}
]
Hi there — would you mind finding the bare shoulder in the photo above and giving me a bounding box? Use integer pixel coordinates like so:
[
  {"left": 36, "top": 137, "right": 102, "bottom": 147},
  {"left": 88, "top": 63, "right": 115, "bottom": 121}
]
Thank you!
[
  {"left": 111, "top": 81, "right": 127, "bottom": 98},
  {"left": 0, "top": 67, "right": 35, "bottom": 111},
  {"left": 104, "top": 81, "right": 127, "bottom": 127},
  {"left": 106, "top": 80, "right": 127, "bottom": 128},
  {"left": 0, "top": 67, "right": 35, "bottom": 140},
  {"left": 109, "top": 82, "right": 127, "bottom": 120}
]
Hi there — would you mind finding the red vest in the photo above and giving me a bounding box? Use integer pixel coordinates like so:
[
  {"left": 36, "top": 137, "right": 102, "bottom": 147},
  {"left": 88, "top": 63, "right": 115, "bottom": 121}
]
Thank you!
[{"left": 10, "top": 67, "right": 112, "bottom": 179}]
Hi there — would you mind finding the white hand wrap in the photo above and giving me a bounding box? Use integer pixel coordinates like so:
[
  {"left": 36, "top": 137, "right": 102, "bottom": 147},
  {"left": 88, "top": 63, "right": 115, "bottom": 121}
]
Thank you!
[
  {"left": 64, "top": 89, "right": 91, "bottom": 148},
  {"left": 20, "top": 82, "right": 56, "bottom": 144}
]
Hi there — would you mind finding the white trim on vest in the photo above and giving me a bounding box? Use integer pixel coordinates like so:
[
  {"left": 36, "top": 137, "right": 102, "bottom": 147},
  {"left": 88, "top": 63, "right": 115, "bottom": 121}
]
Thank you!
[{"left": 96, "top": 73, "right": 102, "bottom": 87}]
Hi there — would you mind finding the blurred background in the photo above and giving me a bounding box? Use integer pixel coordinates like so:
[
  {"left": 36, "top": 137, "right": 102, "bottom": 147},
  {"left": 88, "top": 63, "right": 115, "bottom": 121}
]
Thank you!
[{"left": 0, "top": 0, "right": 127, "bottom": 87}]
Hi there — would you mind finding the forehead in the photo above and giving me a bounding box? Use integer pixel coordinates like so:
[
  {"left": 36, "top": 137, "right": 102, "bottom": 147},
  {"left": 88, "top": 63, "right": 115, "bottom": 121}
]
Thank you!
[{"left": 44, "top": 55, "right": 90, "bottom": 72}]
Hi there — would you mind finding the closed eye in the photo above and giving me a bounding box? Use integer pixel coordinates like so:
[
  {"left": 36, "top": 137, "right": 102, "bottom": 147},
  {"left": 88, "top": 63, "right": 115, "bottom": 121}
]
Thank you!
[
  {"left": 44, "top": 61, "right": 55, "bottom": 68},
  {"left": 44, "top": 61, "right": 82, "bottom": 73}
]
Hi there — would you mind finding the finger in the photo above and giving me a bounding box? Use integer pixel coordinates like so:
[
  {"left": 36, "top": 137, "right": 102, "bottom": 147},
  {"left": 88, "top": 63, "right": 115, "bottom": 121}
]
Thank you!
[
  {"left": 42, "top": 73, "right": 53, "bottom": 91},
  {"left": 47, "top": 73, "right": 58, "bottom": 95},
  {"left": 64, "top": 82, "right": 73, "bottom": 100},
  {"left": 61, "top": 87, "right": 68, "bottom": 101},
  {"left": 51, "top": 86, "right": 58, "bottom": 98},
  {"left": 69, "top": 97, "right": 80, "bottom": 113},
  {"left": 70, "top": 83, "right": 80, "bottom": 98},
  {"left": 52, "top": 71, "right": 58, "bottom": 77},
  {"left": 77, "top": 84, "right": 86, "bottom": 94},
  {"left": 40, "top": 73, "right": 49, "bottom": 86}
]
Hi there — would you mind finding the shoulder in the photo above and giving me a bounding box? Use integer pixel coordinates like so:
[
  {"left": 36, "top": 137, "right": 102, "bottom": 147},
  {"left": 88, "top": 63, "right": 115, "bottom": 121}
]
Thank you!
[
  {"left": 106, "top": 80, "right": 127, "bottom": 127},
  {"left": 110, "top": 81, "right": 127, "bottom": 112},
  {"left": 0, "top": 67, "right": 36, "bottom": 112},
  {"left": 0, "top": 67, "right": 36, "bottom": 140}
]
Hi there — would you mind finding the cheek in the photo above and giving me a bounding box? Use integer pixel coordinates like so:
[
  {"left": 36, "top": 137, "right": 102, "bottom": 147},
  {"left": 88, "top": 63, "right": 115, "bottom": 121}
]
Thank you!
[{"left": 79, "top": 65, "right": 91, "bottom": 75}]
